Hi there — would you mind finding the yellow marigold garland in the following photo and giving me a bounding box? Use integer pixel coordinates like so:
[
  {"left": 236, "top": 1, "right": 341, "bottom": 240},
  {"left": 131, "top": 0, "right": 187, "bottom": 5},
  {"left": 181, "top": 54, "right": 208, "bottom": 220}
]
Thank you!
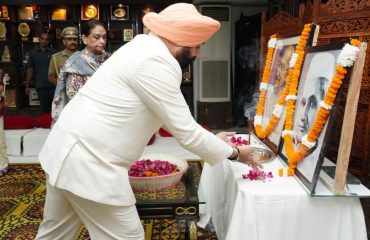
[
  {"left": 283, "top": 39, "right": 362, "bottom": 175},
  {"left": 254, "top": 25, "right": 312, "bottom": 139}
]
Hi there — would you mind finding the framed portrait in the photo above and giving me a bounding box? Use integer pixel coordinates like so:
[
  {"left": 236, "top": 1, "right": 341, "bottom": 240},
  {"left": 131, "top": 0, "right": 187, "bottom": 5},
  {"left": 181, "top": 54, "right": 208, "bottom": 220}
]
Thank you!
[
  {"left": 261, "top": 36, "right": 300, "bottom": 152},
  {"left": 110, "top": 5, "right": 129, "bottom": 21},
  {"left": 29, "top": 88, "right": 40, "bottom": 106},
  {"left": 17, "top": 6, "right": 34, "bottom": 20},
  {"left": 260, "top": 25, "right": 319, "bottom": 153},
  {"left": 0, "top": 6, "right": 10, "bottom": 20},
  {"left": 5, "top": 88, "right": 16, "bottom": 108},
  {"left": 81, "top": 4, "right": 99, "bottom": 20},
  {"left": 123, "top": 29, "right": 133, "bottom": 42},
  {"left": 278, "top": 44, "right": 344, "bottom": 194},
  {"left": 51, "top": 7, "right": 67, "bottom": 21}
]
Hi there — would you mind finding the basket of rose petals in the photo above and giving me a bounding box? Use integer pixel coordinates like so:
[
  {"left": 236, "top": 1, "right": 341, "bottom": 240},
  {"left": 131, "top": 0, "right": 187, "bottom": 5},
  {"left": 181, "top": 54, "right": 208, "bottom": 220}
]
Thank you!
[{"left": 128, "top": 154, "right": 188, "bottom": 192}]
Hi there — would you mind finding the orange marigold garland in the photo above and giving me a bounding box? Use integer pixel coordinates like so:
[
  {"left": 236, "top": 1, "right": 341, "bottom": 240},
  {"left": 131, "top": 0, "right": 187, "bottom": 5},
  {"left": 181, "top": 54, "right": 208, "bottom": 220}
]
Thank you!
[
  {"left": 254, "top": 25, "right": 312, "bottom": 139},
  {"left": 283, "top": 39, "right": 361, "bottom": 175}
]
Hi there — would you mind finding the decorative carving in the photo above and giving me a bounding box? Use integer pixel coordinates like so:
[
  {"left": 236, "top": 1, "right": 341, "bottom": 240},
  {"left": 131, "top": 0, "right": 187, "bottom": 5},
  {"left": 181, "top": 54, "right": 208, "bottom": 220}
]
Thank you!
[
  {"left": 320, "top": 0, "right": 370, "bottom": 16},
  {"left": 362, "top": 36, "right": 370, "bottom": 86},
  {"left": 302, "top": 1, "right": 314, "bottom": 22},
  {"left": 317, "top": 38, "right": 330, "bottom": 46},
  {"left": 320, "top": 19, "right": 370, "bottom": 35},
  {"left": 175, "top": 206, "right": 197, "bottom": 216},
  {"left": 265, "top": 11, "right": 299, "bottom": 35}
]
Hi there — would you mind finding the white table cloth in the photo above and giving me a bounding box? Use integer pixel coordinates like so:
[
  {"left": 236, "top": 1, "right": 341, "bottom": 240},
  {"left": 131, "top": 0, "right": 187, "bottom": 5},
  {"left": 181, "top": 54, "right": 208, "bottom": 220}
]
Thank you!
[{"left": 198, "top": 134, "right": 367, "bottom": 240}]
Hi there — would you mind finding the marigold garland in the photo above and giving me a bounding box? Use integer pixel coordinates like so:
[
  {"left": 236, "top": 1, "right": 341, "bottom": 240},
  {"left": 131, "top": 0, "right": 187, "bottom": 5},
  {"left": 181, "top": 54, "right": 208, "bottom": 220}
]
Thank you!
[
  {"left": 283, "top": 39, "right": 361, "bottom": 175},
  {"left": 254, "top": 25, "right": 312, "bottom": 139}
]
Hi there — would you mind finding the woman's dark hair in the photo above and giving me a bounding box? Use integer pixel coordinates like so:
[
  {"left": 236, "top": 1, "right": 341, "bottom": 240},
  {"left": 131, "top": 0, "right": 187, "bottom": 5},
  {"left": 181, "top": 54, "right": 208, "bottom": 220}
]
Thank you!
[{"left": 80, "top": 20, "right": 106, "bottom": 37}]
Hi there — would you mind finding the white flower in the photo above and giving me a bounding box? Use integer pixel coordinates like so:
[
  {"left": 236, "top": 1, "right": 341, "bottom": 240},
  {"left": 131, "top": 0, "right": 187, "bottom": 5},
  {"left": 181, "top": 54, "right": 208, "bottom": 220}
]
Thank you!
[
  {"left": 272, "top": 104, "right": 284, "bottom": 118},
  {"left": 282, "top": 130, "right": 295, "bottom": 137},
  {"left": 259, "top": 82, "right": 268, "bottom": 91},
  {"left": 254, "top": 115, "right": 263, "bottom": 127},
  {"left": 337, "top": 43, "right": 360, "bottom": 67},
  {"left": 268, "top": 38, "right": 277, "bottom": 48},
  {"left": 301, "top": 135, "right": 316, "bottom": 149}
]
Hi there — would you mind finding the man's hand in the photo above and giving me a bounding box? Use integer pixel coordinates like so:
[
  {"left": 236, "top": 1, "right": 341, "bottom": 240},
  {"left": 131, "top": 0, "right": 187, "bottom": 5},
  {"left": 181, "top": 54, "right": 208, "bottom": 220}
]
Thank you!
[
  {"left": 237, "top": 145, "right": 263, "bottom": 171},
  {"left": 216, "top": 131, "right": 236, "bottom": 146}
]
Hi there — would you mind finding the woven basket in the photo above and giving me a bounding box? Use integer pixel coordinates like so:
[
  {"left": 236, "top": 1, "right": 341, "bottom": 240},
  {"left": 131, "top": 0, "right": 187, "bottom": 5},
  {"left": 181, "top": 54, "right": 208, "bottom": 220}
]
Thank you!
[{"left": 129, "top": 154, "right": 189, "bottom": 192}]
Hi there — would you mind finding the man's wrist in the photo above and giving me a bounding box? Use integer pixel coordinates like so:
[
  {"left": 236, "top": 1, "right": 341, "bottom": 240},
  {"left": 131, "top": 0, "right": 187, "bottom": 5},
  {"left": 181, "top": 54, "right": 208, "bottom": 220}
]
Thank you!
[{"left": 228, "top": 146, "right": 240, "bottom": 161}]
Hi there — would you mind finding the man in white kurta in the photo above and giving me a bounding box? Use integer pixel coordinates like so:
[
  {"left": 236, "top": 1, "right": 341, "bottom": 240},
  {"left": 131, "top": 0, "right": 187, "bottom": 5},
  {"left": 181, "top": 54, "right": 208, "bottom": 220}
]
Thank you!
[{"left": 36, "top": 3, "right": 260, "bottom": 240}]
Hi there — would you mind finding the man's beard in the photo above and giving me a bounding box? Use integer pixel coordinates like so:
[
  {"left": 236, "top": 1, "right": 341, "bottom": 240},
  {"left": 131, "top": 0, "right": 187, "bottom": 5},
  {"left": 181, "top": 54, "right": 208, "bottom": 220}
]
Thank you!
[{"left": 175, "top": 47, "right": 196, "bottom": 70}]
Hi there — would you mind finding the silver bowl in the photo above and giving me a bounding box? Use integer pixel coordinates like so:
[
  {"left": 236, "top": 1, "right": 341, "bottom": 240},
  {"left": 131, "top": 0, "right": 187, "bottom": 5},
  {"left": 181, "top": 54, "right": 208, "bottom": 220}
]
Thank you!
[{"left": 248, "top": 147, "right": 276, "bottom": 163}]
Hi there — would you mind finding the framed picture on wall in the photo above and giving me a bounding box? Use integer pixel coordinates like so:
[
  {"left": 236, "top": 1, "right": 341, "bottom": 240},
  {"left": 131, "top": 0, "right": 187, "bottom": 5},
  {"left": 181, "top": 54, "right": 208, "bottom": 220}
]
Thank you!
[
  {"left": 17, "top": 6, "right": 34, "bottom": 20},
  {"left": 81, "top": 4, "right": 99, "bottom": 20},
  {"left": 29, "top": 88, "right": 40, "bottom": 106},
  {"left": 110, "top": 4, "right": 129, "bottom": 21},
  {"left": 278, "top": 44, "right": 344, "bottom": 194},
  {"left": 51, "top": 7, "right": 67, "bottom": 21},
  {"left": 123, "top": 29, "right": 133, "bottom": 42},
  {"left": 5, "top": 88, "right": 16, "bottom": 108}
]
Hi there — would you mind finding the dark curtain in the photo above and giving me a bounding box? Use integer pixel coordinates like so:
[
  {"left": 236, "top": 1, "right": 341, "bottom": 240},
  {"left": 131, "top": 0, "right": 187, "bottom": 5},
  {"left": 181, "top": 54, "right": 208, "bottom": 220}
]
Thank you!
[{"left": 233, "top": 12, "right": 261, "bottom": 127}]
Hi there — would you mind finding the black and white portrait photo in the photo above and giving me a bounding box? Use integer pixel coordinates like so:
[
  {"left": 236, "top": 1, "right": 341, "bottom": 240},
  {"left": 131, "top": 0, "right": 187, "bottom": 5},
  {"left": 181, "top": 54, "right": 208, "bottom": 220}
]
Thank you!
[{"left": 288, "top": 49, "right": 341, "bottom": 182}]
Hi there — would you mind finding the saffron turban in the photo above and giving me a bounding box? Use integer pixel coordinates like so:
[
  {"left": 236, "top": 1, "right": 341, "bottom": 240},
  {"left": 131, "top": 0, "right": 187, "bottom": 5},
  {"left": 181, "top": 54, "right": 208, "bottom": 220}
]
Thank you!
[{"left": 143, "top": 3, "right": 220, "bottom": 47}]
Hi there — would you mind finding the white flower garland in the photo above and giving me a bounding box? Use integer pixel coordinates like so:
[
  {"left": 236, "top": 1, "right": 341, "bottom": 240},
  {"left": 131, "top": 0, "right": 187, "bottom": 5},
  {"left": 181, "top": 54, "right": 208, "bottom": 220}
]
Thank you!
[
  {"left": 319, "top": 101, "right": 332, "bottom": 110},
  {"left": 272, "top": 104, "right": 284, "bottom": 118},
  {"left": 285, "top": 95, "right": 297, "bottom": 101},
  {"left": 254, "top": 115, "right": 263, "bottom": 127},
  {"left": 259, "top": 82, "right": 268, "bottom": 91},
  {"left": 282, "top": 130, "right": 295, "bottom": 137},
  {"left": 301, "top": 134, "right": 316, "bottom": 149},
  {"left": 337, "top": 43, "right": 360, "bottom": 67},
  {"left": 268, "top": 38, "right": 277, "bottom": 48}
]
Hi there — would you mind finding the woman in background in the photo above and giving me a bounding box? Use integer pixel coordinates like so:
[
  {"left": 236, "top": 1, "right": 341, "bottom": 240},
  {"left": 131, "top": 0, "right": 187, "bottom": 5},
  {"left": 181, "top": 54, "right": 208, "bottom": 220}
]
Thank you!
[
  {"left": 51, "top": 19, "right": 110, "bottom": 125},
  {"left": 0, "top": 69, "right": 9, "bottom": 176}
]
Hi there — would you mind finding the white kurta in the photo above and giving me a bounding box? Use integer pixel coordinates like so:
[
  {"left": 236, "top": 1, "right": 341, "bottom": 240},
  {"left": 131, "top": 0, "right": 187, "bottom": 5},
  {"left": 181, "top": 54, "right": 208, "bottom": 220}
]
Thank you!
[{"left": 39, "top": 32, "right": 233, "bottom": 206}]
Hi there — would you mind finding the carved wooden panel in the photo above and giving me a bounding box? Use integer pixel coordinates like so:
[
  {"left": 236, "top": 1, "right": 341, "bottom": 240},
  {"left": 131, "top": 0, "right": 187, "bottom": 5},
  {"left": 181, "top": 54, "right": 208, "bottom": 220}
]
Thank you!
[
  {"left": 319, "top": 0, "right": 370, "bottom": 16},
  {"left": 320, "top": 18, "right": 370, "bottom": 35},
  {"left": 264, "top": 11, "right": 300, "bottom": 36},
  {"left": 302, "top": 1, "right": 313, "bottom": 22}
]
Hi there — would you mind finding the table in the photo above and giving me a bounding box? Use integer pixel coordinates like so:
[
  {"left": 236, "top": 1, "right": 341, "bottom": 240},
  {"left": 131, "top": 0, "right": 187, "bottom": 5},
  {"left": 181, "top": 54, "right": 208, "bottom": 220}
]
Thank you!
[
  {"left": 135, "top": 160, "right": 204, "bottom": 240},
  {"left": 198, "top": 134, "right": 367, "bottom": 240}
]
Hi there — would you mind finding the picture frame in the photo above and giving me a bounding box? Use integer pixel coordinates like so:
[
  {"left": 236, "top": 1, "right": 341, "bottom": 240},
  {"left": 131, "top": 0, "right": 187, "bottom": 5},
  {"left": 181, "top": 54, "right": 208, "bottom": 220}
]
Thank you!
[
  {"left": 110, "top": 4, "right": 129, "bottom": 21},
  {"left": 261, "top": 36, "right": 300, "bottom": 152},
  {"left": 5, "top": 88, "right": 16, "bottom": 108},
  {"left": 17, "top": 6, "right": 34, "bottom": 20},
  {"left": 51, "top": 7, "right": 67, "bottom": 21},
  {"left": 123, "top": 29, "right": 133, "bottom": 42},
  {"left": 81, "top": 4, "right": 99, "bottom": 20},
  {"left": 260, "top": 25, "right": 319, "bottom": 153},
  {"left": 278, "top": 44, "right": 344, "bottom": 194},
  {"left": 29, "top": 88, "right": 40, "bottom": 106},
  {"left": 0, "top": 5, "right": 10, "bottom": 20}
]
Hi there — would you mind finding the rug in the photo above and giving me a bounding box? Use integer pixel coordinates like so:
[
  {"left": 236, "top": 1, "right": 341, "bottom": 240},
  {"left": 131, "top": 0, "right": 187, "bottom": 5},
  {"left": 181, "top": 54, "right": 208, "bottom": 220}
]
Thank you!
[{"left": 0, "top": 164, "right": 217, "bottom": 240}]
